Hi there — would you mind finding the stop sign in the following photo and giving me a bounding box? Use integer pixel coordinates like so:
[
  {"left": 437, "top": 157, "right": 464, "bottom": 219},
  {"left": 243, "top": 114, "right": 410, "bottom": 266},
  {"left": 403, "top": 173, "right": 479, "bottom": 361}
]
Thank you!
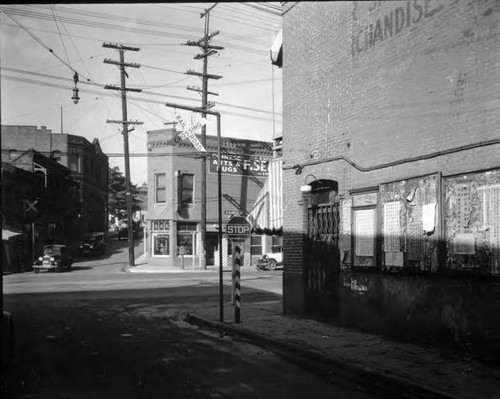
[{"left": 226, "top": 215, "right": 251, "bottom": 243}]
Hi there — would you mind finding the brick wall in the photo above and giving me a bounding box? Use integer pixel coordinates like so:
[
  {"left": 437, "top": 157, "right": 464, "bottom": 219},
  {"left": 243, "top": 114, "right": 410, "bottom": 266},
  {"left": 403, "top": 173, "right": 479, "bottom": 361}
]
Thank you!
[
  {"left": 282, "top": 0, "right": 500, "bottom": 314},
  {"left": 1, "top": 125, "right": 53, "bottom": 162}
]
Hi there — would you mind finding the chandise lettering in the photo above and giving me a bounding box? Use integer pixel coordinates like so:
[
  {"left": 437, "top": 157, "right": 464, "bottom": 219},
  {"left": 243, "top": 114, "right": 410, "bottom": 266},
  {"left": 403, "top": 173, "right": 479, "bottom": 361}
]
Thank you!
[{"left": 352, "top": 0, "right": 443, "bottom": 57}]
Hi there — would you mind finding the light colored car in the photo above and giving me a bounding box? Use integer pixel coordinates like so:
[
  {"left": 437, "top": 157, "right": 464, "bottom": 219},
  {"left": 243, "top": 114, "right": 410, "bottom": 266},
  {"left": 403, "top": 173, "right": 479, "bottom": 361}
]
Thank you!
[{"left": 256, "top": 251, "right": 283, "bottom": 270}]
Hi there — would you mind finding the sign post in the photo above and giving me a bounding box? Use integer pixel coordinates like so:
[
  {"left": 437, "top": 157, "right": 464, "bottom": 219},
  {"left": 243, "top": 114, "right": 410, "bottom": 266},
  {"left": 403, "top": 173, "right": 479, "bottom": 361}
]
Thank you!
[{"left": 226, "top": 215, "right": 251, "bottom": 323}]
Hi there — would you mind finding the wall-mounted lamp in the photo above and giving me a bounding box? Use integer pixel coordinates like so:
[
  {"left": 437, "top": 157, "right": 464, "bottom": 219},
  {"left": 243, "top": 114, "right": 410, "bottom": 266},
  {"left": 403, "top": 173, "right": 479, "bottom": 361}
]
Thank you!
[
  {"left": 300, "top": 174, "right": 317, "bottom": 193},
  {"left": 71, "top": 71, "right": 80, "bottom": 104}
]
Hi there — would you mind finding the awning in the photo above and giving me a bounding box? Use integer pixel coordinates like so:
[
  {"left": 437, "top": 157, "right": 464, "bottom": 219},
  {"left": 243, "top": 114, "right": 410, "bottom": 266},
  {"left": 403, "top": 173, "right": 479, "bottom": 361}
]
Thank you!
[
  {"left": 270, "top": 28, "right": 283, "bottom": 67},
  {"left": 248, "top": 159, "right": 282, "bottom": 235},
  {"left": 2, "top": 228, "right": 22, "bottom": 240}
]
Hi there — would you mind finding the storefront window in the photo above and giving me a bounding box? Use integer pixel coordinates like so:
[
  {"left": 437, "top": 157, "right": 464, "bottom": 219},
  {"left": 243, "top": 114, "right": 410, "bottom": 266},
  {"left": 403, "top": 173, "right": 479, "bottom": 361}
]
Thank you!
[
  {"left": 153, "top": 233, "right": 169, "bottom": 256},
  {"left": 177, "top": 223, "right": 197, "bottom": 255},
  {"left": 251, "top": 235, "right": 262, "bottom": 256},
  {"left": 271, "top": 235, "right": 283, "bottom": 253}
]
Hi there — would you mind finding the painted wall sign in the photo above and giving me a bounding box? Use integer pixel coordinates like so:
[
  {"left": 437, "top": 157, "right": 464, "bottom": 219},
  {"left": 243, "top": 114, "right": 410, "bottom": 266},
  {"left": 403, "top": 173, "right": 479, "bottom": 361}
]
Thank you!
[
  {"left": 351, "top": 0, "right": 444, "bottom": 57},
  {"left": 209, "top": 154, "right": 270, "bottom": 177}
]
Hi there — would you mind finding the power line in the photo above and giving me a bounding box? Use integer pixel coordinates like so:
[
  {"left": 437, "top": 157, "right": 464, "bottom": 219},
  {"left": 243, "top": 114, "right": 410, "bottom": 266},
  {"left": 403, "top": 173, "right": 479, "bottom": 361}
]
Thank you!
[
  {"left": 1, "top": 68, "right": 282, "bottom": 117},
  {"left": 2, "top": 6, "right": 198, "bottom": 41},
  {"left": 219, "top": 3, "right": 281, "bottom": 24},
  {"left": 239, "top": 2, "right": 283, "bottom": 16},
  {"left": 50, "top": 4, "right": 71, "bottom": 68},
  {"left": 3, "top": 5, "right": 279, "bottom": 57}
]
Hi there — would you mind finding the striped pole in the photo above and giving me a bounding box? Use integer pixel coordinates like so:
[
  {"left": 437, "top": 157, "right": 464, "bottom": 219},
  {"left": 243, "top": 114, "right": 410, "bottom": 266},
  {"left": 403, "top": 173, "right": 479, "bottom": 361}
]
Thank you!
[{"left": 233, "top": 245, "right": 241, "bottom": 323}]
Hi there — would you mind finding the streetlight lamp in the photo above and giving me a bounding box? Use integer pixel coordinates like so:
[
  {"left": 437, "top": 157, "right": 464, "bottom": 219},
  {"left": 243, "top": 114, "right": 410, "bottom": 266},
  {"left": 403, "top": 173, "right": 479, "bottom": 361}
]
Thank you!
[
  {"left": 164, "top": 101, "right": 224, "bottom": 322},
  {"left": 71, "top": 72, "right": 80, "bottom": 104}
]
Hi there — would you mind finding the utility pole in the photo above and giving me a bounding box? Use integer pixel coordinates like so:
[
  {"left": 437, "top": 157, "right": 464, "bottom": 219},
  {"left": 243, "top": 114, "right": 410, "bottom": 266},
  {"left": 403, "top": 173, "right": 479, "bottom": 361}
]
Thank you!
[
  {"left": 183, "top": 4, "right": 223, "bottom": 269},
  {"left": 103, "top": 42, "right": 143, "bottom": 267}
]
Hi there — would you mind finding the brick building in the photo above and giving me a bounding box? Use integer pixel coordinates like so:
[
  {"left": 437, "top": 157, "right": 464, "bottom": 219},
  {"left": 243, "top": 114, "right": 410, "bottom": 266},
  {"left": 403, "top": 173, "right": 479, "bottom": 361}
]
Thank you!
[
  {"left": 1, "top": 150, "right": 80, "bottom": 271},
  {"left": 280, "top": 1, "right": 500, "bottom": 360},
  {"left": 1, "top": 125, "right": 109, "bottom": 232},
  {"left": 146, "top": 127, "right": 273, "bottom": 269}
]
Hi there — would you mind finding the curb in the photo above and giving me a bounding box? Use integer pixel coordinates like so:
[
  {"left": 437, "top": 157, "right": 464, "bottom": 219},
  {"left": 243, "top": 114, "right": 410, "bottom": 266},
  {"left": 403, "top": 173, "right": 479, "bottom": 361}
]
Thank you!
[{"left": 184, "top": 313, "right": 456, "bottom": 399}]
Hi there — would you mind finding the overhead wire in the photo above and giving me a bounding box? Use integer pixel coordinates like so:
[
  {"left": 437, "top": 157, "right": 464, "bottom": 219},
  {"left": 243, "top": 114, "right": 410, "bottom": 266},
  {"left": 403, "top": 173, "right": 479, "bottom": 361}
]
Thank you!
[
  {"left": 219, "top": 3, "right": 281, "bottom": 24},
  {"left": 51, "top": 4, "right": 119, "bottom": 129},
  {"left": 2, "top": 6, "right": 199, "bottom": 40},
  {"left": 8, "top": 69, "right": 493, "bottom": 120},
  {"left": 2, "top": 3, "right": 283, "bottom": 129},
  {"left": 1, "top": 67, "right": 282, "bottom": 117},
  {"left": 31, "top": 4, "right": 204, "bottom": 35},
  {"left": 50, "top": 4, "right": 71, "bottom": 68},
  {"left": 2, "top": 8, "right": 75, "bottom": 75},
  {"left": 3, "top": 5, "right": 279, "bottom": 57},
  {"left": 239, "top": 2, "right": 283, "bottom": 17},
  {"left": 213, "top": 4, "right": 280, "bottom": 31}
]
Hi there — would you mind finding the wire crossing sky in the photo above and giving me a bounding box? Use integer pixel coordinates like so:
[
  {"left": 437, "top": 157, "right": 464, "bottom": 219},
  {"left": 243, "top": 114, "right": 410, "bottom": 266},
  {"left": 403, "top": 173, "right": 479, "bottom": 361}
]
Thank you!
[{"left": 1, "top": 3, "right": 283, "bottom": 185}]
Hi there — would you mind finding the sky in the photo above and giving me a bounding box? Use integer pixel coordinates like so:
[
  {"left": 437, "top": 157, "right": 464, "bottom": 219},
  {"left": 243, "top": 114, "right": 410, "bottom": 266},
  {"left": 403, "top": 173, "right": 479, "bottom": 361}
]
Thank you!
[{"left": 1, "top": 3, "right": 283, "bottom": 185}]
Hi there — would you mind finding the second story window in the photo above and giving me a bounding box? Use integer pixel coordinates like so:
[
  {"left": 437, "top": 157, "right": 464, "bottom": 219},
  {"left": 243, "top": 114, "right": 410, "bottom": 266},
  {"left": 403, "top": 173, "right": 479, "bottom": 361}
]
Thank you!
[
  {"left": 155, "top": 173, "right": 166, "bottom": 203},
  {"left": 180, "top": 173, "right": 194, "bottom": 204}
]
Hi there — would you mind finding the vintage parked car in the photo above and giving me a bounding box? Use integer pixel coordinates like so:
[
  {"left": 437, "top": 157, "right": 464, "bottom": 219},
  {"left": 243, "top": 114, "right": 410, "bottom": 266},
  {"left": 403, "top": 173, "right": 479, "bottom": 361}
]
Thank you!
[
  {"left": 33, "top": 244, "right": 73, "bottom": 273},
  {"left": 79, "top": 232, "right": 106, "bottom": 256},
  {"left": 118, "top": 225, "right": 137, "bottom": 240},
  {"left": 256, "top": 251, "right": 283, "bottom": 271},
  {"left": 118, "top": 226, "right": 128, "bottom": 240}
]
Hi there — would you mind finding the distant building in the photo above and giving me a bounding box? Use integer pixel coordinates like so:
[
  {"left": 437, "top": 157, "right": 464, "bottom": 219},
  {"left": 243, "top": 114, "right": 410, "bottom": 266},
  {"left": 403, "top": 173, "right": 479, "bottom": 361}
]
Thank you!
[
  {"left": 146, "top": 127, "right": 273, "bottom": 269},
  {"left": 1, "top": 150, "right": 80, "bottom": 271},
  {"left": 1, "top": 125, "right": 109, "bottom": 232}
]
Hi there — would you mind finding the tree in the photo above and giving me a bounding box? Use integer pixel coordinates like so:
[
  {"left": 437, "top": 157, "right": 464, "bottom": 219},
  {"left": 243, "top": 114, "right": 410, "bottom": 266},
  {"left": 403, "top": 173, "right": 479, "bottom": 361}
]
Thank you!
[{"left": 108, "top": 166, "right": 141, "bottom": 220}]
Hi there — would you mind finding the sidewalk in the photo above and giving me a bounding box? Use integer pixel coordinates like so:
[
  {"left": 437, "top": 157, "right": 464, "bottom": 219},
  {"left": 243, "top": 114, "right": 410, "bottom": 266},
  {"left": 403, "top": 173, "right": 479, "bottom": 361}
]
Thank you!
[
  {"left": 184, "top": 299, "right": 500, "bottom": 399},
  {"left": 124, "top": 253, "right": 234, "bottom": 273},
  {"left": 125, "top": 254, "right": 500, "bottom": 398}
]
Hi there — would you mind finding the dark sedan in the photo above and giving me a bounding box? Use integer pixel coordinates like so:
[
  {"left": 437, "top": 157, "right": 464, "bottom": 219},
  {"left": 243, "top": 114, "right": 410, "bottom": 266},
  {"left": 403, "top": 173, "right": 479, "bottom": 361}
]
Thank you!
[{"left": 33, "top": 244, "right": 73, "bottom": 273}]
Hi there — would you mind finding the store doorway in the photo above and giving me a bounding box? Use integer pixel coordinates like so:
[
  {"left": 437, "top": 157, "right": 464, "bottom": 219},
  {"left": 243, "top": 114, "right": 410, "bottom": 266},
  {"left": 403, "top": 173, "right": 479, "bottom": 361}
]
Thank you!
[{"left": 206, "top": 233, "right": 219, "bottom": 266}]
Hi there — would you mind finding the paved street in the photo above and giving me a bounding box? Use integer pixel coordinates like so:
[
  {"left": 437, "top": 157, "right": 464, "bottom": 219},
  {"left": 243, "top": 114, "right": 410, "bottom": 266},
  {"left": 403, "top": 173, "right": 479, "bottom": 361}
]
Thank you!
[{"left": 3, "top": 237, "right": 374, "bottom": 398}]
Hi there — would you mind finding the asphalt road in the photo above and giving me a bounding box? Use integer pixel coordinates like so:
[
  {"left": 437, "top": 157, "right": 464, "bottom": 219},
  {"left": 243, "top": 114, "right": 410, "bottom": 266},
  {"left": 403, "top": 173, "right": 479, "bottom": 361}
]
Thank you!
[{"left": 2, "top": 237, "right": 374, "bottom": 398}]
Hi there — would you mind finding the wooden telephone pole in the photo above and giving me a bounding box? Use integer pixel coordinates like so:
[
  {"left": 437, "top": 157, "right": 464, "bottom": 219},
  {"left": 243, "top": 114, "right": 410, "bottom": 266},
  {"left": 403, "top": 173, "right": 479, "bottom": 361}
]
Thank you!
[
  {"left": 103, "top": 42, "right": 143, "bottom": 267},
  {"left": 183, "top": 4, "right": 223, "bottom": 269}
]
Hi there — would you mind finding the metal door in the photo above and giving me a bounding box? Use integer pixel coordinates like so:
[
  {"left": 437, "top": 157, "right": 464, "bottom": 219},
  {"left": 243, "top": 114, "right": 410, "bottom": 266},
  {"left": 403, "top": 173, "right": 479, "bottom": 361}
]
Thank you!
[{"left": 305, "top": 203, "right": 340, "bottom": 317}]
